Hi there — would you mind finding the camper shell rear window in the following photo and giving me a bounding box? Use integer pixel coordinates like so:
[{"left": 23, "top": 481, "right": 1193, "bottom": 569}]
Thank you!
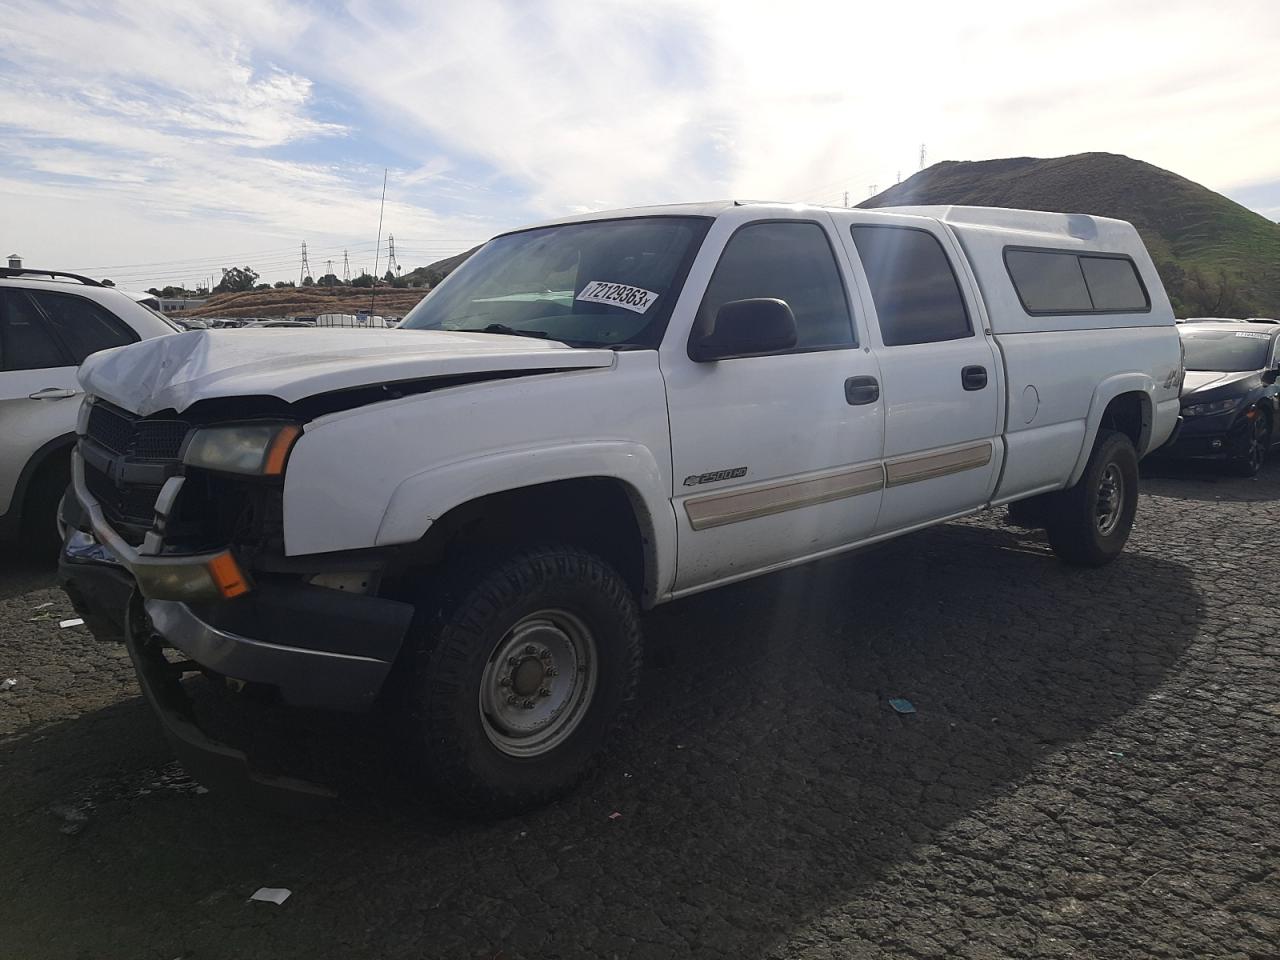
[{"left": 1003, "top": 247, "right": 1150, "bottom": 316}]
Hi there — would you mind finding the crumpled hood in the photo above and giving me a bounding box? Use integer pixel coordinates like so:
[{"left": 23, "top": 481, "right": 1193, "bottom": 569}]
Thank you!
[
  {"left": 1181, "top": 369, "right": 1255, "bottom": 396},
  {"left": 78, "top": 329, "right": 614, "bottom": 416}
]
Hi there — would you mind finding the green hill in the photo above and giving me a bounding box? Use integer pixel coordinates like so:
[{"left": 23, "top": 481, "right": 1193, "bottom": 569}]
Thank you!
[
  {"left": 861, "top": 153, "right": 1280, "bottom": 318},
  {"left": 400, "top": 245, "right": 482, "bottom": 288}
]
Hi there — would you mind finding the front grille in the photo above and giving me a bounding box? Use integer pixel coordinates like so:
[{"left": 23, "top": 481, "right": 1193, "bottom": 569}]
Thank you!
[
  {"left": 82, "top": 400, "right": 191, "bottom": 545},
  {"left": 84, "top": 464, "right": 159, "bottom": 535},
  {"left": 86, "top": 402, "right": 189, "bottom": 461}
]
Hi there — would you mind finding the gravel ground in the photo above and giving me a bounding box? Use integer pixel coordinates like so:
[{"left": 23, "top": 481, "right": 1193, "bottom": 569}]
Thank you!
[{"left": 0, "top": 460, "right": 1276, "bottom": 960}]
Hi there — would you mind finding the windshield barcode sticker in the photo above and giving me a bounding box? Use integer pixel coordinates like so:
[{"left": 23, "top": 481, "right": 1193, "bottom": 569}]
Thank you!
[{"left": 576, "top": 281, "right": 658, "bottom": 314}]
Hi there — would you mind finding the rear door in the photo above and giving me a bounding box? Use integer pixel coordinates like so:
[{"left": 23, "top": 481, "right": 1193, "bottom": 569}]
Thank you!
[
  {"left": 0, "top": 289, "right": 80, "bottom": 516},
  {"left": 834, "top": 214, "right": 1001, "bottom": 533},
  {"left": 661, "top": 210, "right": 885, "bottom": 593}
]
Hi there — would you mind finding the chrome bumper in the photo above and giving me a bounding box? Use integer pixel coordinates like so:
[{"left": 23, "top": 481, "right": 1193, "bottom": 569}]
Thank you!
[{"left": 71, "top": 449, "right": 234, "bottom": 601}]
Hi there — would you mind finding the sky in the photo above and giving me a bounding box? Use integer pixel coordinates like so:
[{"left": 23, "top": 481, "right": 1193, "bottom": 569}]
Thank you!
[{"left": 1, "top": 0, "right": 1278, "bottom": 291}]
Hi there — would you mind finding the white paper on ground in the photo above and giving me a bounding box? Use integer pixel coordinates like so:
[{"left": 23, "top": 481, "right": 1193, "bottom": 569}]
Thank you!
[
  {"left": 59, "top": 618, "right": 85, "bottom": 629},
  {"left": 250, "top": 887, "right": 292, "bottom": 905}
]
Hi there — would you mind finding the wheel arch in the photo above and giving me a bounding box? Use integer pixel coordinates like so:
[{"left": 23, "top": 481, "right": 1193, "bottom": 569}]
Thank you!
[
  {"left": 0, "top": 431, "right": 75, "bottom": 536},
  {"left": 375, "top": 442, "right": 675, "bottom": 608},
  {"left": 1068, "top": 377, "right": 1154, "bottom": 486}
]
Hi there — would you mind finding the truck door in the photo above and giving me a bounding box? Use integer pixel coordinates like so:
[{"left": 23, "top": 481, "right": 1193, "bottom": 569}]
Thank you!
[
  {"left": 660, "top": 211, "right": 885, "bottom": 594},
  {"left": 835, "top": 215, "right": 1001, "bottom": 532}
]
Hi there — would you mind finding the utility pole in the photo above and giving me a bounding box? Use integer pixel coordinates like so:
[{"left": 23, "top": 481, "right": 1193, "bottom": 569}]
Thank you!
[
  {"left": 868, "top": 184, "right": 878, "bottom": 198},
  {"left": 299, "top": 241, "right": 311, "bottom": 285},
  {"left": 919, "top": 143, "right": 927, "bottom": 170},
  {"left": 843, "top": 191, "right": 849, "bottom": 208}
]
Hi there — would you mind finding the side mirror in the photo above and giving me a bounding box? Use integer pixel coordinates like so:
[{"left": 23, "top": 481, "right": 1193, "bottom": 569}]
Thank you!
[
  {"left": 690, "top": 298, "right": 797, "bottom": 362},
  {"left": 1262, "top": 367, "right": 1278, "bottom": 386}
]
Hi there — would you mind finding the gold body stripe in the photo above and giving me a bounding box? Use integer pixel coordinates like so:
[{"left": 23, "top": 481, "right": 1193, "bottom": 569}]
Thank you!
[
  {"left": 884, "top": 440, "right": 992, "bottom": 488},
  {"left": 683, "top": 440, "right": 994, "bottom": 530},
  {"left": 684, "top": 464, "right": 884, "bottom": 531}
]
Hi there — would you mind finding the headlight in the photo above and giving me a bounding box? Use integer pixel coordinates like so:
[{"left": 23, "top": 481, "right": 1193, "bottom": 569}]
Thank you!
[
  {"left": 183, "top": 422, "right": 302, "bottom": 476},
  {"left": 1181, "top": 398, "right": 1241, "bottom": 417}
]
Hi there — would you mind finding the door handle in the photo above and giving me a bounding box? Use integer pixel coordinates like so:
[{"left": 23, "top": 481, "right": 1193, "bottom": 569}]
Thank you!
[
  {"left": 844, "top": 375, "right": 880, "bottom": 406},
  {"left": 961, "top": 365, "right": 988, "bottom": 391},
  {"left": 28, "top": 388, "right": 78, "bottom": 400}
]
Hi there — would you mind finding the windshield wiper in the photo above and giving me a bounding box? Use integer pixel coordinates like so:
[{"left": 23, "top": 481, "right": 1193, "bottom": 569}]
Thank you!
[{"left": 474, "top": 323, "right": 551, "bottom": 339}]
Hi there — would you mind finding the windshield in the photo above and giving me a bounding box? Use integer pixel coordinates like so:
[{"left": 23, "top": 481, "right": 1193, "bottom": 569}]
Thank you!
[
  {"left": 399, "top": 216, "right": 710, "bottom": 347},
  {"left": 1180, "top": 328, "right": 1274, "bottom": 371}
]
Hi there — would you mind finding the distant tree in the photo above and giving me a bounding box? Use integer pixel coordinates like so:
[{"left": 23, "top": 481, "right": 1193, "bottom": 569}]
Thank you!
[
  {"left": 383, "top": 269, "right": 395, "bottom": 283},
  {"left": 1182, "top": 266, "right": 1248, "bottom": 318},
  {"left": 302, "top": 275, "right": 314, "bottom": 287},
  {"left": 317, "top": 273, "right": 340, "bottom": 287},
  {"left": 100, "top": 278, "right": 115, "bottom": 286},
  {"left": 214, "top": 266, "right": 260, "bottom": 293},
  {"left": 273, "top": 280, "right": 296, "bottom": 289},
  {"left": 146, "top": 287, "right": 161, "bottom": 296},
  {"left": 253, "top": 283, "right": 271, "bottom": 291},
  {"left": 350, "top": 272, "right": 375, "bottom": 288}
]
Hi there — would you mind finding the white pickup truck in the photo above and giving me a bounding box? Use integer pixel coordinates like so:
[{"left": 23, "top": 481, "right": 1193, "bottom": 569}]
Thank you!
[{"left": 60, "top": 202, "right": 1183, "bottom": 812}]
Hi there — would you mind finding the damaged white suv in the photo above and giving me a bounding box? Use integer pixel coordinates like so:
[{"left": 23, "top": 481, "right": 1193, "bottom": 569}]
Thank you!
[{"left": 61, "top": 202, "right": 1182, "bottom": 813}]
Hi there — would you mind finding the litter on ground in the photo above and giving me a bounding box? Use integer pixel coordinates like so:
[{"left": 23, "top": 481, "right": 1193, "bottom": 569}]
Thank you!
[
  {"left": 59, "top": 618, "right": 85, "bottom": 629},
  {"left": 249, "top": 888, "right": 292, "bottom": 905},
  {"left": 1, "top": 678, "right": 17, "bottom": 692},
  {"left": 888, "top": 697, "right": 917, "bottom": 715}
]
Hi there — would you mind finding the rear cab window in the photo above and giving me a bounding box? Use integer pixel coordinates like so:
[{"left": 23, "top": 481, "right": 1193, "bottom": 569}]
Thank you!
[{"left": 850, "top": 225, "right": 971, "bottom": 346}]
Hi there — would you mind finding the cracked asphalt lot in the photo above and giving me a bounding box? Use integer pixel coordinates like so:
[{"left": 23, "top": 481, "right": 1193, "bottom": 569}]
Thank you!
[{"left": 1, "top": 461, "right": 1277, "bottom": 959}]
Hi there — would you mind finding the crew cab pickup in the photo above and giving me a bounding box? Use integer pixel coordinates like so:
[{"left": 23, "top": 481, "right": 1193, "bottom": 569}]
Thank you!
[{"left": 60, "top": 202, "right": 1183, "bottom": 813}]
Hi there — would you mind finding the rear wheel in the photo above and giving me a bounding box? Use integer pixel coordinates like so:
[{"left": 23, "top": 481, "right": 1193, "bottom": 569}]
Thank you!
[
  {"left": 1228, "top": 410, "right": 1270, "bottom": 477},
  {"left": 21, "top": 452, "right": 71, "bottom": 563},
  {"left": 1045, "top": 429, "right": 1139, "bottom": 567},
  {"left": 407, "top": 545, "right": 643, "bottom": 815}
]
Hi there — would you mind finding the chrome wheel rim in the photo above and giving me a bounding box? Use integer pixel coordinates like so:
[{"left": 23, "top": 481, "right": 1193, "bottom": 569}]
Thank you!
[
  {"left": 478, "top": 609, "right": 597, "bottom": 758},
  {"left": 1095, "top": 463, "right": 1124, "bottom": 536}
]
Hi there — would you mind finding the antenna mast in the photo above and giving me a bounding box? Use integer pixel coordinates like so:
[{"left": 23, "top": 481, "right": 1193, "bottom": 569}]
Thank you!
[{"left": 370, "top": 168, "right": 388, "bottom": 316}]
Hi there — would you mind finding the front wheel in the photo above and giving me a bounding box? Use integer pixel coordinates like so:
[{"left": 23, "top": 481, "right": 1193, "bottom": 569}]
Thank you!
[
  {"left": 1045, "top": 429, "right": 1139, "bottom": 567},
  {"left": 407, "top": 545, "right": 643, "bottom": 815},
  {"left": 1227, "top": 411, "right": 1270, "bottom": 477}
]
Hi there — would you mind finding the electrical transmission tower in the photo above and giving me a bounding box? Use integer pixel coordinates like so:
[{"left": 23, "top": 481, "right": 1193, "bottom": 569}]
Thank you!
[
  {"left": 919, "top": 143, "right": 927, "bottom": 170},
  {"left": 299, "top": 241, "right": 312, "bottom": 285},
  {"left": 342, "top": 250, "right": 351, "bottom": 284},
  {"left": 386, "top": 235, "right": 400, "bottom": 276}
]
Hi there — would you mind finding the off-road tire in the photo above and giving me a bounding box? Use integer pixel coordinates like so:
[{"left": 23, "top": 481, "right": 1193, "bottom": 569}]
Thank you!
[
  {"left": 407, "top": 545, "right": 643, "bottom": 816},
  {"left": 1045, "top": 429, "right": 1139, "bottom": 567}
]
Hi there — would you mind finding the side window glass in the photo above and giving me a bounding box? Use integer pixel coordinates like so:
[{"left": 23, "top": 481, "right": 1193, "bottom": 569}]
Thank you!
[
  {"left": 1005, "top": 249, "right": 1092, "bottom": 313},
  {"left": 1078, "top": 256, "right": 1149, "bottom": 311},
  {"left": 0, "top": 291, "right": 68, "bottom": 371},
  {"left": 27, "top": 291, "right": 139, "bottom": 363},
  {"left": 851, "top": 226, "right": 972, "bottom": 346},
  {"left": 697, "top": 221, "right": 854, "bottom": 350}
]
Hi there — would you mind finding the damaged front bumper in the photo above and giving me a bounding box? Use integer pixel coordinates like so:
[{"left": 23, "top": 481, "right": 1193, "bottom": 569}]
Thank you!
[{"left": 59, "top": 451, "right": 415, "bottom": 801}]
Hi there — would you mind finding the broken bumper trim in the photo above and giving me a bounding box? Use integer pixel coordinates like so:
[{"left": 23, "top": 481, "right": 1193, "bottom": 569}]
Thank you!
[
  {"left": 145, "top": 598, "right": 396, "bottom": 711},
  {"left": 123, "top": 595, "right": 338, "bottom": 807}
]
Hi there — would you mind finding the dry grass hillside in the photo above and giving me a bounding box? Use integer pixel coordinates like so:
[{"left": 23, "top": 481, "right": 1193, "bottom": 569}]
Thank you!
[{"left": 175, "top": 286, "right": 430, "bottom": 320}]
